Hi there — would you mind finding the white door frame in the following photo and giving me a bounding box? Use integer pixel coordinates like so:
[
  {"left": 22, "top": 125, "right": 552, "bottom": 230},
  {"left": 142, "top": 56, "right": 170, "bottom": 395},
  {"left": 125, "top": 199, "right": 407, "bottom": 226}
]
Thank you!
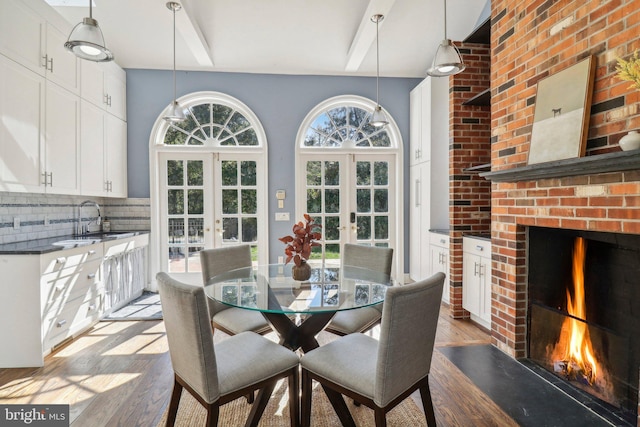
[
  {"left": 149, "top": 92, "right": 268, "bottom": 289},
  {"left": 295, "top": 95, "right": 404, "bottom": 281}
]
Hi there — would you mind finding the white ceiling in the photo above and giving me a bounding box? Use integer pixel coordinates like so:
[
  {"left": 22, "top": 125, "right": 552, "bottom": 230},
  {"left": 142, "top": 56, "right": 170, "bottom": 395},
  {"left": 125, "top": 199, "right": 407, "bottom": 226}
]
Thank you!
[{"left": 51, "top": 0, "right": 488, "bottom": 78}]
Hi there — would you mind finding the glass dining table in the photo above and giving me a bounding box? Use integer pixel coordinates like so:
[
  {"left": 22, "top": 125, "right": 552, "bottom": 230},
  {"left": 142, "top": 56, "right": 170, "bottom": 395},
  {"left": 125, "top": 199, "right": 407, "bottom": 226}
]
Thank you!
[
  {"left": 204, "top": 263, "right": 393, "bottom": 352},
  {"left": 204, "top": 263, "right": 393, "bottom": 426}
]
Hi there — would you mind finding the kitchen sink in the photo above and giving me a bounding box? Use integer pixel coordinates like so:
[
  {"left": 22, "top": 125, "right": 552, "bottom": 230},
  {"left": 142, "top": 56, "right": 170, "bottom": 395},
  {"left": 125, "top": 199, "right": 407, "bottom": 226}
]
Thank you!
[{"left": 52, "top": 239, "right": 101, "bottom": 247}]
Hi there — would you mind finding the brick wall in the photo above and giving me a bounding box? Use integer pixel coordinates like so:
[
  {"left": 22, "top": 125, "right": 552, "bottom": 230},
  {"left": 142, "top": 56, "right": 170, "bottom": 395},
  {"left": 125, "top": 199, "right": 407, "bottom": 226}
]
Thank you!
[
  {"left": 449, "top": 43, "right": 492, "bottom": 318},
  {"left": 488, "top": 0, "right": 640, "bottom": 362}
]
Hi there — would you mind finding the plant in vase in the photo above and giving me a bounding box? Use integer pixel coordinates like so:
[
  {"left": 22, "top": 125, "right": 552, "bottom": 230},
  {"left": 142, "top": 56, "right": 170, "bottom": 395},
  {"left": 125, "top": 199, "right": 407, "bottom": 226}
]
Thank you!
[
  {"left": 615, "top": 51, "right": 640, "bottom": 151},
  {"left": 279, "top": 214, "right": 322, "bottom": 281},
  {"left": 615, "top": 50, "right": 640, "bottom": 91}
]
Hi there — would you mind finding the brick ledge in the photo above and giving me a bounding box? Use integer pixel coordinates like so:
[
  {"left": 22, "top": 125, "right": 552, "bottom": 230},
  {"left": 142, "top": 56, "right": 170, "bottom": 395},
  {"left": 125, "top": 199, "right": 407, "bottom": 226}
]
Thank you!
[{"left": 480, "top": 151, "right": 640, "bottom": 182}]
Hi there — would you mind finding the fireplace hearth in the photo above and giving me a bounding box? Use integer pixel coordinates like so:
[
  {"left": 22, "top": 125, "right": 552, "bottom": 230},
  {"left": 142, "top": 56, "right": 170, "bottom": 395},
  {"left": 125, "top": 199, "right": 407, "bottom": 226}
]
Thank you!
[{"left": 527, "top": 227, "right": 640, "bottom": 423}]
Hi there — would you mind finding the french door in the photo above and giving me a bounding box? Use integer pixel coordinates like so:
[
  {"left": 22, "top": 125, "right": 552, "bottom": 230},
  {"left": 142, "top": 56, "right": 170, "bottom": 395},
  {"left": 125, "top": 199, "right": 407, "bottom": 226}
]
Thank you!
[
  {"left": 298, "top": 153, "right": 395, "bottom": 268},
  {"left": 159, "top": 152, "right": 266, "bottom": 284}
]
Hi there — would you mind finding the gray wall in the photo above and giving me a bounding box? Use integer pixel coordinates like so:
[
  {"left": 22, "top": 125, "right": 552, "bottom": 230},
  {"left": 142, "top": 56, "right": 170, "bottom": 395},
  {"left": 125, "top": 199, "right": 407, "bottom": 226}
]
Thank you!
[{"left": 126, "top": 69, "right": 421, "bottom": 270}]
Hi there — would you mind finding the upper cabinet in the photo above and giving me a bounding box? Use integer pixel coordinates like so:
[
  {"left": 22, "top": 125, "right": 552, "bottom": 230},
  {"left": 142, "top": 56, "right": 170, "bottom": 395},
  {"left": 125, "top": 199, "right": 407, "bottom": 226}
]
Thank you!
[
  {"left": 0, "top": 0, "right": 79, "bottom": 95},
  {"left": 0, "top": 0, "right": 127, "bottom": 197},
  {"left": 81, "top": 61, "right": 127, "bottom": 121},
  {"left": 409, "top": 78, "right": 431, "bottom": 166}
]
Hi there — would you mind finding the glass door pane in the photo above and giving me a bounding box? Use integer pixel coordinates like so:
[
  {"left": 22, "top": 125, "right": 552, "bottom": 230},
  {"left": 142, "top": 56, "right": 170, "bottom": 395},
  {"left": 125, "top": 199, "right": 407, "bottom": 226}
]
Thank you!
[
  {"left": 302, "top": 156, "right": 347, "bottom": 266},
  {"left": 160, "top": 153, "right": 214, "bottom": 281},
  {"left": 354, "top": 157, "right": 392, "bottom": 247},
  {"left": 217, "top": 157, "right": 261, "bottom": 262}
]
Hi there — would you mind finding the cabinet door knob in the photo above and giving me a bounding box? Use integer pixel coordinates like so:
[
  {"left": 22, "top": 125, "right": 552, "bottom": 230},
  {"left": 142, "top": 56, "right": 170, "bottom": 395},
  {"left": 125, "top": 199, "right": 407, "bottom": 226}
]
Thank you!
[
  {"left": 56, "top": 319, "right": 67, "bottom": 328},
  {"left": 56, "top": 257, "right": 66, "bottom": 264},
  {"left": 88, "top": 304, "right": 96, "bottom": 311},
  {"left": 476, "top": 245, "right": 483, "bottom": 251},
  {"left": 87, "top": 273, "right": 96, "bottom": 279}
]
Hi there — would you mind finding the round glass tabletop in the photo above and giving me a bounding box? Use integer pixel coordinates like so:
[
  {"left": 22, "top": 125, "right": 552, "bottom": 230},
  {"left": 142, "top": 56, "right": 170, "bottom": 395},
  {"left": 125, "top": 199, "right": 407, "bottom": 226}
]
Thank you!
[{"left": 204, "top": 263, "right": 392, "bottom": 315}]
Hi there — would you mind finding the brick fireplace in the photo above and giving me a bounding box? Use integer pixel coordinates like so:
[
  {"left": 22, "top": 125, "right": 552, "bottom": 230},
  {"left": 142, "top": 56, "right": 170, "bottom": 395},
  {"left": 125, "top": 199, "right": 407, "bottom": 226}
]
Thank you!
[{"left": 448, "top": 0, "right": 640, "bottom": 423}]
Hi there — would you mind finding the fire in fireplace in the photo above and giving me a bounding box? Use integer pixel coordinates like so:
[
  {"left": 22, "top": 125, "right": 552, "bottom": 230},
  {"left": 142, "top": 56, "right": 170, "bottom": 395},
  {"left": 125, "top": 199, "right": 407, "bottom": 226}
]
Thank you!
[{"left": 527, "top": 227, "right": 640, "bottom": 423}]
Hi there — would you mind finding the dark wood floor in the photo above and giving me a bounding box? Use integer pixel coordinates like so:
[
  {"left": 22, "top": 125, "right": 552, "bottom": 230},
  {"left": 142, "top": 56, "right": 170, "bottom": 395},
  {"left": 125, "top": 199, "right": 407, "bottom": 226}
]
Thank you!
[{"left": 0, "top": 305, "right": 519, "bottom": 426}]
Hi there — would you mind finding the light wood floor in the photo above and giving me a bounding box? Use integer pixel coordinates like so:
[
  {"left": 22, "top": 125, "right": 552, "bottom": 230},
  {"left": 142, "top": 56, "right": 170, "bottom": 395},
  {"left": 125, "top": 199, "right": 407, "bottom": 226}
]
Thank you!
[{"left": 0, "top": 305, "right": 518, "bottom": 426}]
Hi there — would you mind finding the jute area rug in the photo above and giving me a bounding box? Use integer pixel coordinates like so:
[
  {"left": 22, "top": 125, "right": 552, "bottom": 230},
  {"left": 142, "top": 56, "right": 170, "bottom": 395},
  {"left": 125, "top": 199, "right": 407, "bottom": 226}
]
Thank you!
[
  {"left": 158, "top": 331, "right": 426, "bottom": 426},
  {"left": 157, "top": 378, "right": 426, "bottom": 426}
]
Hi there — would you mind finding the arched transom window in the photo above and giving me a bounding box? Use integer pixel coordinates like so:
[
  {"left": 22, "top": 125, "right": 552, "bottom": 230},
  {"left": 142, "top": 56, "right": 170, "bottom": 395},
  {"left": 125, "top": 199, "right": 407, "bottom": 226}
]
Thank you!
[
  {"left": 164, "top": 103, "right": 260, "bottom": 147},
  {"left": 303, "top": 105, "right": 392, "bottom": 148}
]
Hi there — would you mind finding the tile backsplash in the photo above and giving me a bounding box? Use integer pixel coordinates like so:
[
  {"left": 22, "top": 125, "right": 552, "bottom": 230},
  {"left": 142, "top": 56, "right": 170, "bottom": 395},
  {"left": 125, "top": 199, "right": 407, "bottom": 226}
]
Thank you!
[{"left": 0, "top": 192, "right": 150, "bottom": 245}]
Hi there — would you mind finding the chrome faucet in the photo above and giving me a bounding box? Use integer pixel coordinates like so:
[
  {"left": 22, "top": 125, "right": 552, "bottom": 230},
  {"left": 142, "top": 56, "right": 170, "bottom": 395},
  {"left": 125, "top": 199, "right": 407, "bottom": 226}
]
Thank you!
[{"left": 77, "top": 200, "right": 102, "bottom": 235}]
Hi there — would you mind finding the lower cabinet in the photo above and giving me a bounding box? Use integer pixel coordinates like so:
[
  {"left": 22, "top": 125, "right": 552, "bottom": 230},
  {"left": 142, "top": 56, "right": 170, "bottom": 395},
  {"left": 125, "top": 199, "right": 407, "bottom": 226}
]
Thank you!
[
  {"left": 462, "top": 236, "right": 491, "bottom": 330},
  {"left": 429, "top": 232, "right": 450, "bottom": 304},
  {"left": 0, "top": 234, "right": 148, "bottom": 368}
]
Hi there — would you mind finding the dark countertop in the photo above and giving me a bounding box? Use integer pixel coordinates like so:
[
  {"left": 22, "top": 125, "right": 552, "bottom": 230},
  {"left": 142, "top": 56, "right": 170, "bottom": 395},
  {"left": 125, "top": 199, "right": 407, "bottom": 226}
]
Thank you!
[
  {"left": 429, "top": 229, "right": 450, "bottom": 235},
  {"left": 463, "top": 233, "right": 491, "bottom": 241},
  {"left": 0, "top": 230, "right": 150, "bottom": 255}
]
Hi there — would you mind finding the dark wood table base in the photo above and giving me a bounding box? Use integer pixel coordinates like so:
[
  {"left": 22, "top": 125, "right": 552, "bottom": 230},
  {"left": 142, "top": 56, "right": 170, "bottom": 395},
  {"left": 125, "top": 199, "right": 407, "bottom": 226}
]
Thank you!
[{"left": 260, "top": 311, "right": 356, "bottom": 427}]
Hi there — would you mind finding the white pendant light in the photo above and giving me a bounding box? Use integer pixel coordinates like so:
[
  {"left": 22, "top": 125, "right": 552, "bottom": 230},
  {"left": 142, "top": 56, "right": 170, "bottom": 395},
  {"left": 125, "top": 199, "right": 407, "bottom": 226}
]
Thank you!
[
  {"left": 163, "top": 2, "right": 187, "bottom": 123},
  {"left": 370, "top": 14, "right": 388, "bottom": 128},
  {"left": 64, "top": 0, "right": 113, "bottom": 62},
  {"left": 427, "top": 0, "right": 465, "bottom": 77}
]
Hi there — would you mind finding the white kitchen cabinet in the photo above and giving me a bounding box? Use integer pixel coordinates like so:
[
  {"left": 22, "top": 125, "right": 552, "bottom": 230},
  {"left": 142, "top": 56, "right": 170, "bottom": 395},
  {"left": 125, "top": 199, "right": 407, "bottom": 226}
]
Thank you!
[
  {"left": 462, "top": 236, "right": 491, "bottom": 329},
  {"left": 409, "top": 162, "right": 431, "bottom": 281},
  {"left": 0, "top": 0, "right": 79, "bottom": 95},
  {"left": 81, "top": 101, "right": 128, "bottom": 197},
  {"left": 0, "top": 54, "right": 45, "bottom": 192},
  {"left": 409, "top": 79, "right": 431, "bottom": 166},
  {"left": 45, "top": 81, "right": 80, "bottom": 195},
  {"left": 0, "top": 0, "right": 126, "bottom": 197},
  {"left": 429, "top": 232, "right": 450, "bottom": 303},
  {"left": 0, "top": 243, "right": 104, "bottom": 367},
  {"left": 81, "top": 60, "right": 127, "bottom": 121},
  {"left": 0, "top": 55, "right": 80, "bottom": 195},
  {"left": 409, "top": 75, "right": 450, "bottom": 281},
  {"left": 0, "top": 233, "right": 149, "bottom": 368}
]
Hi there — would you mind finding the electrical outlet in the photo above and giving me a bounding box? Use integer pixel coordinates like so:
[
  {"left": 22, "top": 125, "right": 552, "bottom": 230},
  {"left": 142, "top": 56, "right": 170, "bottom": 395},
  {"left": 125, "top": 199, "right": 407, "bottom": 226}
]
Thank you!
[{"left": 13, "top": 218, "right": 20, "bottom": 229}]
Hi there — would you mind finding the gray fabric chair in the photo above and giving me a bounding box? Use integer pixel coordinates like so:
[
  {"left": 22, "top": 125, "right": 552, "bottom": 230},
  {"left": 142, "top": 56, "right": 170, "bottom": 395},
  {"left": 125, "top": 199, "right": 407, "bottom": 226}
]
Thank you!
[
  {"left": 156, "top": 272, "right": 300, "bottom": 427},
  {"left": 300, "top": 272, "right": 445, "bottom": 427},
  {"left": 324, "top": 244, "right": 394, "bottom": 336},
  {"left": 200, "top": 245, "right": 271, "bottom": 336}
]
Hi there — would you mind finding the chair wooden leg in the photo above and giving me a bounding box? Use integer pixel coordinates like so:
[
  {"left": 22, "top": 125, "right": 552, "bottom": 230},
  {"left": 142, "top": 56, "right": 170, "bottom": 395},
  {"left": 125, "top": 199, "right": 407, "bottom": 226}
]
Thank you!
[
  {"left": 246, "top": 391, "right": 254, "bottom": 404},
  {"left": 244, "top": 382, "right": 276, "bottom": 427},
  {"left": 166, "top": 377, "right": 183, "bottom": 427},
  {"left": 419, "top": 377, "right": 437, "bottom": 426},
  {"left": 374, "top": 407, "right": 387, "bottom": 427},
  {"left": 205, "top": 403, "right": 219, "bottom": 427},
  {"left": 320, "top": 384, "right": 356, "bottom": 427},
  {"left": 301, "top": 369, "right": 313, "bottom": 427},
  {"left": 288, "top": 367, "right": 300, "bottom": 427}
]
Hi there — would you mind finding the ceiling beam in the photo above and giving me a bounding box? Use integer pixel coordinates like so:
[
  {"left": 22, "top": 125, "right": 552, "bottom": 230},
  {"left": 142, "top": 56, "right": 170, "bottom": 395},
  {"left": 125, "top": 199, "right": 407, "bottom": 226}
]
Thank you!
[
  {"left": 344, "top": 0, "right": 398, "bottom": 72},
  {"left": 176, "top": 0, "right": 214, "bottom": 67}
]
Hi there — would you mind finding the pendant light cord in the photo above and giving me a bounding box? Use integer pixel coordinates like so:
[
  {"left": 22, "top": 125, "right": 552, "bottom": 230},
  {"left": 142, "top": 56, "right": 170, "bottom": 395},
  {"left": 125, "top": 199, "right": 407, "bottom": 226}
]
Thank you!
[
  {"left": 172, "top": 6, "right": 177, "bottom": 104},
  {"left": 375, "top": 16, "right": 380, "bottom": 106},
  {"left": 443, "top": 0, "right": 447, "bottom": 39},
  {"left": 89, "top": 0, "right": 93, "bottom": 19}
]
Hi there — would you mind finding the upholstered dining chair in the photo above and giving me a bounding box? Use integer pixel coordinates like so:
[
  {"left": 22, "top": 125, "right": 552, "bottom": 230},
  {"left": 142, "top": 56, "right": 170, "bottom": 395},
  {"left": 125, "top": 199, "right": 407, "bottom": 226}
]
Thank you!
[
  {"left": 156, "top": 272, "right": 300, "bottom": 427},
  {"left": 324, "top": 243, "right": 394, "bottom": 336},
  {"left": 200, "top": 245, "right": 271, "bottom": 336},
  {"left": 300, "top": 272, "right": 445, "bottom": 427}
]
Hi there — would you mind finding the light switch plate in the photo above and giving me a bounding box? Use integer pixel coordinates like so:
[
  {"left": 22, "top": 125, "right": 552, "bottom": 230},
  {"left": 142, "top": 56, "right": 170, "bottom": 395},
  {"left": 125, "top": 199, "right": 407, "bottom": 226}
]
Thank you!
[{"left": 275, "top": 212, "right": 290, "bottom": 221}]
